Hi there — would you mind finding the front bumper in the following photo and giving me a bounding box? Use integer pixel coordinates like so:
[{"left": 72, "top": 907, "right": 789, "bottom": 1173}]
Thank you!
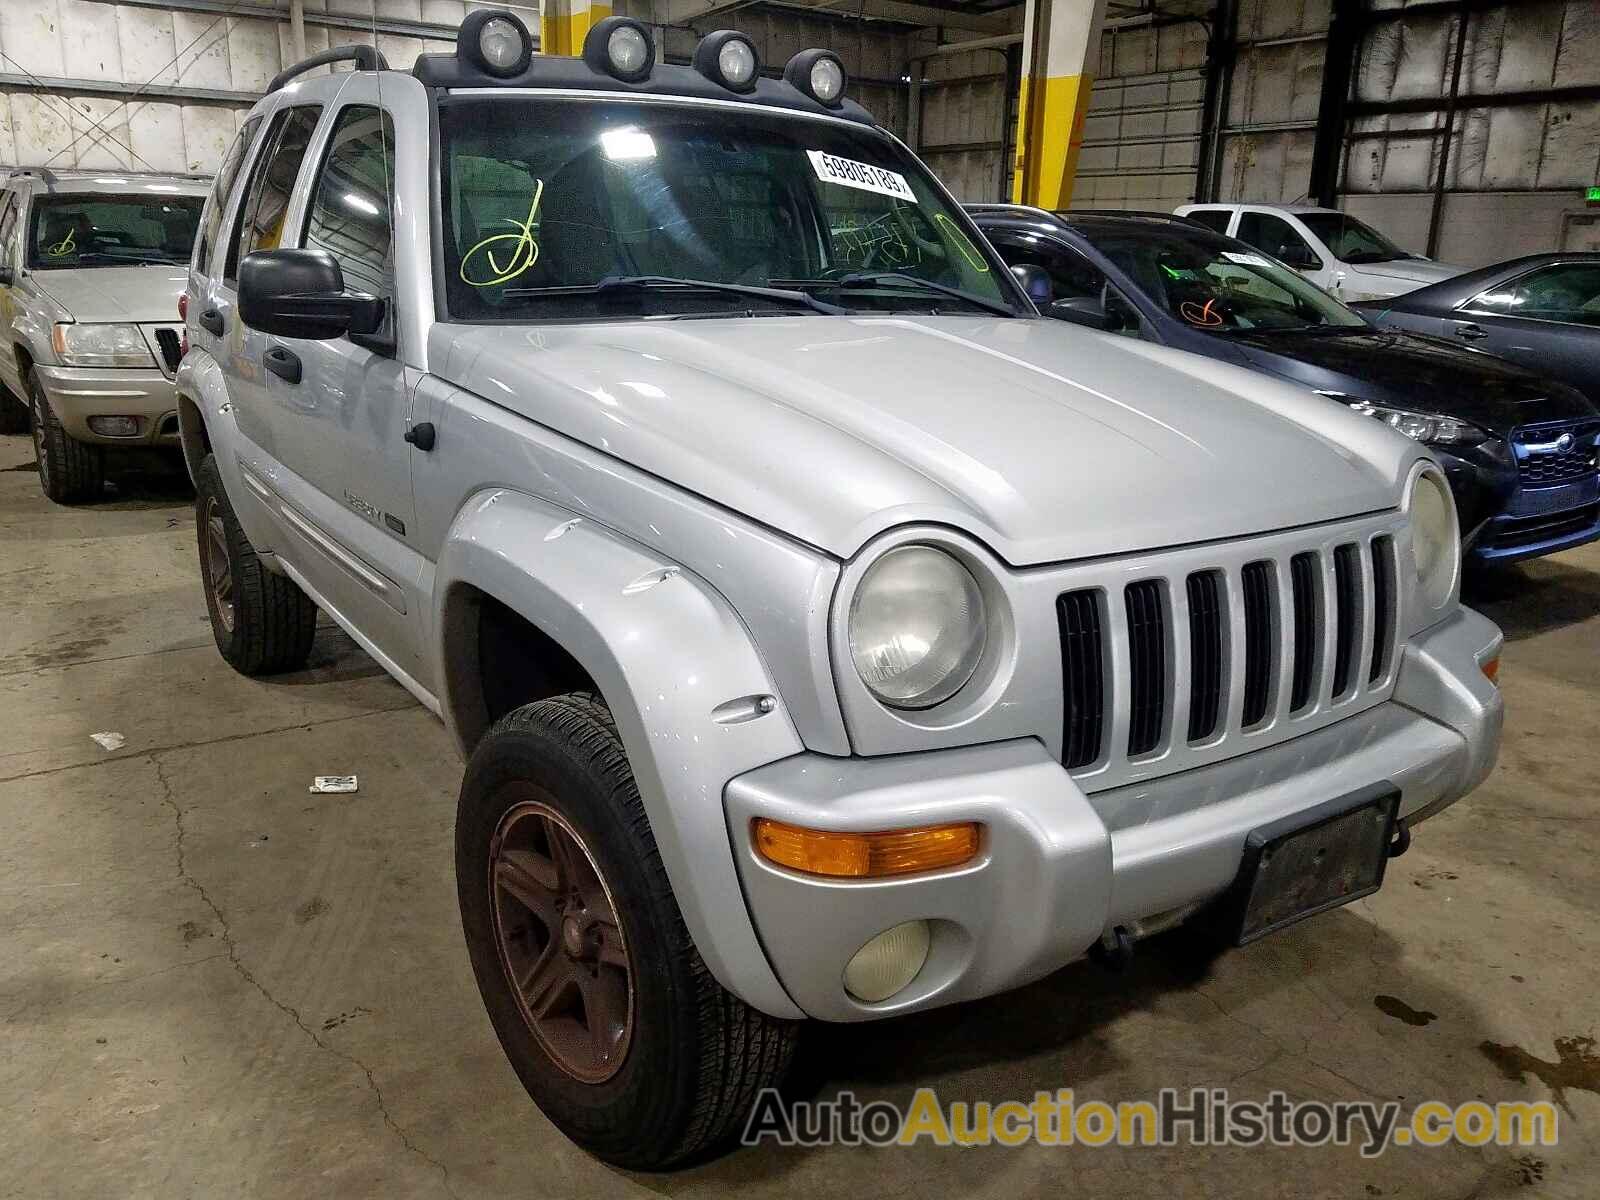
[
  {"left": 34, "top": 365, "right": 180, "bottom": 447},
  {"left": 727, "top": 607, "right": 1502, "bottom": 1022},
  {"left": 1467, "top": 475, "right": 1600, "bottom": 565}
]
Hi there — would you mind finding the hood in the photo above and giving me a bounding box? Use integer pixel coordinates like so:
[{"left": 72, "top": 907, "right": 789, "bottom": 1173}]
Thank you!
[
  {"left": 432, "top": 315, "right": 1418, "bottom": 565},
  {"left": 29, "top": 266, "right": 187, "bottom": 324},
  {"left": 1344, "top": 258, "right": 1461, "bottom": 288},
  {"left": 1231, "top": 328, "right": 1598, "bottom": 436}
]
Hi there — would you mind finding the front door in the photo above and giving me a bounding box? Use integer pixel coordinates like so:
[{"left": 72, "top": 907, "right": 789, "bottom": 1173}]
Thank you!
[
  {"left": 257, "top": 98, "right": 421, "bottom": 673},
  {"left": 1452, "top": 261, "right": 1600, "bottom": 404}
]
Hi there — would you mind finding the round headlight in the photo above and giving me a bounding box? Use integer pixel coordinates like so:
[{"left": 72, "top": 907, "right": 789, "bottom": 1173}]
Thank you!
[
  {"left": 608, "top": 25, "right": 650, "bottom": 76},
  {"left": 849, "top": 546, "right": 986, "bottom": 709},
  {"left": 1410, "top": 470, "right": 1458, "bottom": 608},
  {"left": 478, "top": 16, "right": 525, "bottom": 73},
  {"left": 718, "top": 38, "right": 758, "bottom": 87},
  {"left": 809, "top": 56, "right": 845, "bottom": 103}
]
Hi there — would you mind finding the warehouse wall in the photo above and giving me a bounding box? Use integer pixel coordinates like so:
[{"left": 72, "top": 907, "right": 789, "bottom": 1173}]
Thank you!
[
  {"left": 1072, "top": 16, "right": 1206, "bottom": 211},
  {"left": 0, "top": 1, "right": 535, "bottom": 174},
  {"left": 1344, "top": 0, "right": 1600, "bottom": 264}
]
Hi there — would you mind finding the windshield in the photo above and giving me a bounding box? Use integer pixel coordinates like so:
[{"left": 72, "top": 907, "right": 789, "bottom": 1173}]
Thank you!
[
  {"left": 27, "top": 195, "right": 202, "bottom": 269},
  {"left": 437, "top": 97, "right": 1020, "bottom": 321},
  {"left": 1085, "top": 227, "right": 1369, "bottom": 333},
  {"left": 1297, "top": 212, "right": 1408, "bottom": 264}
]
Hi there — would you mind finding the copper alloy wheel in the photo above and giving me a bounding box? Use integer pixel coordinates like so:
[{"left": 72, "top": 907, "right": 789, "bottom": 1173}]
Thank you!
[
  {"left": 202, "top": 496, "right": 235, "bottom": 633},
  {"left": 489, "top": 796, "right": 634, "bottom": 1083}
]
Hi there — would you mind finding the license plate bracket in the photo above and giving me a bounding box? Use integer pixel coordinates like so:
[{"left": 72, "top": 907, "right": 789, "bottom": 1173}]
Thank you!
[{"left": 1221, "top": 782, "right": 1400, "bottom": 946}]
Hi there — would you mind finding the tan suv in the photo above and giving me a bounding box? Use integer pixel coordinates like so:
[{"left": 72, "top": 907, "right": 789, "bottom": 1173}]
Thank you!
[{"left": 0, "top": 168, "right": 208, "bottom": 501}]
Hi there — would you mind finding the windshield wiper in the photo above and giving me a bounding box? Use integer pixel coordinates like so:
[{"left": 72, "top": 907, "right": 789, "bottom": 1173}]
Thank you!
[
  {"left": 779, "top": 272, "right": 1017, "bottom": 318},
  {"left": 503, "top": 275, "right": 848, "bottom": 316}
]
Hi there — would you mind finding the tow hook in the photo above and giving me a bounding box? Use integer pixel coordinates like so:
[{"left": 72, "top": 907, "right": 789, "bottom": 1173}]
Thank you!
[
  {"left": 1090, "top": 925, "right": 1135, "bottom": 972},
  {"left": 1388, "top": 818, "right": 1411, "bottom": 859}
]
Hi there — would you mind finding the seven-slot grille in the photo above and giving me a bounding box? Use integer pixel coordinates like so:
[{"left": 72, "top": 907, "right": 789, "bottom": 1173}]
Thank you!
[
  {"left": 1056, "top": 535, "right": 1399, "bottom": 773},
  {"left": 153, "top": 327, "right": 183, "bottom": 373}
]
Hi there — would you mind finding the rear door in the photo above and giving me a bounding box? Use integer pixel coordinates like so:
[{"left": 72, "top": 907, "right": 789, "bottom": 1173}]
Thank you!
[
  {"left": 1236, "top": 209, "right": 1329, "bottom": 289},
  {"left": 220, "top": 104, "right": 324, "bottom": 459},
  {"left": 1451, "top": 261, "right": 1600, "bottom": 403},
  {"left": 0, "top": 190, "right": 22, "bottom": 397}
]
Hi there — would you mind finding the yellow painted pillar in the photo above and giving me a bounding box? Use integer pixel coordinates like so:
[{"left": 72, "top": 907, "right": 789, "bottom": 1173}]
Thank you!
[
  {"left": 1011, "top": 0, "right": 1108, "bottom": 208},
  {"left": 539, "top": 0, "right": 613, "bottom": 57}
]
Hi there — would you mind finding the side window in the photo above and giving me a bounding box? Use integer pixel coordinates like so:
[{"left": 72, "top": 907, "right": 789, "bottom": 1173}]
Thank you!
[
  {"left": 301, "top": 105, "right": 395, "bottom": 299},
  {"left": 1468, "top": 263, "right": 1600, "bottom": 326},
  {"left": 1184, "top": 209, "right": 1231, "bottom": 234},
  {"left": 1236, "top": 212, "right": 1318, "bottom": 268},
  {"left": 226, "top": 105, "right": 322, "bottom": 283},
  {"left": 1035, "top": 239, "right": 1109, "bottom": 301},
  {"left": 197, "top": 116, "right": 260, "bottom": 277}
]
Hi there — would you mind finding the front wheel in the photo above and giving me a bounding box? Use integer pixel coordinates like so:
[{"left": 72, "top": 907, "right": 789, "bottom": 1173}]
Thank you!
[
  {"left": 29, "top": 370, "right": 104, "bottom": 503},
  {"left": 457, "top": 693, "right": 799, "bottom": 1169}
]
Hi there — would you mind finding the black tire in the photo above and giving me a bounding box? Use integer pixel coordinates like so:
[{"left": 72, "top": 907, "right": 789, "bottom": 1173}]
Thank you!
[
  {"left": 457, "top": 693, "right": 799, "bottom": 1169},
  {"left": 29, "top": 370, "right": 104, "bottom": 503},
  {"left": 193, "top": 452, "right": 317, "bottom": 675},
  {"left": 0, "top": 383, "right": 27, "bottom": 434}
]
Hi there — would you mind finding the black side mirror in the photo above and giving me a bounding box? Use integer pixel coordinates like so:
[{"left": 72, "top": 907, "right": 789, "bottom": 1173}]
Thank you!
[
  {"left": 238, "top": 248, "right": 385, "bottom": 340},
  {"left": 1010, "top": 263, "right": 1053, "bottom": 306},
  {"left": 1047, "top": 295, "right": 1123, "bottom": 332}
]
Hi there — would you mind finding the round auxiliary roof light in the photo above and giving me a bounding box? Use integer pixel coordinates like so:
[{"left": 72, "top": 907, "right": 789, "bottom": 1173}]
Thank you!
[
  {"left": 459, "top": 10, "right": 531, "bottom": 77},
  {"left": 583, "top": 16, "right": 655, "bottom": 83},
  {"left": 783, "top": 48, "right": 847, "bottom": 107},
  {"left": 693, "top": 30, "right": 760, "bottom": 93}
]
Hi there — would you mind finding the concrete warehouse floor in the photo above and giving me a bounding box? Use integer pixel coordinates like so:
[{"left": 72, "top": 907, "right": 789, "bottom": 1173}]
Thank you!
[{"left": 2, "top": 431, "right": 1598, "bottom": 1200}]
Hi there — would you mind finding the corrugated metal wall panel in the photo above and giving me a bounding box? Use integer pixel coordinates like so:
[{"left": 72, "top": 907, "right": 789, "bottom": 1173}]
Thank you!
[
  {"left": 0, "top": 1, "right": 527, "bottom": 172},
  {"left": 1211, "top": 0, "right": 1329, "bottom": 204},
  {"left": 917, "top": 45, "right": 1010, "bottom": 203},
  {"left": 1074, "top": 18, "right": 1207, "bottom": 211}
]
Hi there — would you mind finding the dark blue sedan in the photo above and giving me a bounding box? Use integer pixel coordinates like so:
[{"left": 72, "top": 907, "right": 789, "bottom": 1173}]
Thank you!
[{"left": 970, "top": 205, "right": 1600, "bottom": 566}]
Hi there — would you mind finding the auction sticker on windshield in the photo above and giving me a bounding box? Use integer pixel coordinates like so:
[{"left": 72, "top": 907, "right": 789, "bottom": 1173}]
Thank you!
[{"left": 808, "top": 151, "right": 915, "bottom": 201}]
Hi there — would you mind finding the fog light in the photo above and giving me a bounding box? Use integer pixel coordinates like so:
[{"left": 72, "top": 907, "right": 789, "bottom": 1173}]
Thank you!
[
  {"left": 87, "top": 415, "right": 140, "bottom": 437},
  {"left": 752, "top": 818, "right": 980, "bottom": 878},
  {"left": 584, "top": 17, "right": 655, "bottom": 82},
  {"left": 844, "top": 920, "right": 931, "bottom": 1003}
]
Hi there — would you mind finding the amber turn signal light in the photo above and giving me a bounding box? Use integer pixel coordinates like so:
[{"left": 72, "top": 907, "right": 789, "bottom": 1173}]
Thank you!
[
  {"left": 752, "top": 818, "right": 980, "bottom": 878},
  {"left": 1481, "top": 655, "right": 1500, "bottom": 685}
]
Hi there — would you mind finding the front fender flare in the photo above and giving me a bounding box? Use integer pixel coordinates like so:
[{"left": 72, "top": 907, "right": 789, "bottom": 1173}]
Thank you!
[{"left": 435, "top": 488, "right": 807, "bottom": 1019}]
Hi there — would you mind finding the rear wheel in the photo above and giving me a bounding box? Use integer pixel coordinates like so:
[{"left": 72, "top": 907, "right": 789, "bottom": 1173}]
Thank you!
[
  {"left": 29, "top": 370, "right": 104, "bottom": 503},
  {"left": 193, "top": 452, "right": 317, "bottom": 675},
  {"left": 457, "top": 693, "right": 799, "bottom": 1169}
]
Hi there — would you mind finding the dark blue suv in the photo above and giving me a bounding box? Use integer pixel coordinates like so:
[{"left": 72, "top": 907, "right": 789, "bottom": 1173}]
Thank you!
[{"left": 970, "top": 205, "right": 1600, "bottom": 566}]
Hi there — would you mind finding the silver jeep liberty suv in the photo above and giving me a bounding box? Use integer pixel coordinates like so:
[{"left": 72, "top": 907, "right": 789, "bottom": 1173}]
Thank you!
[{"left": 177, "top": 13, "right": 1504, "bottom": 1169}]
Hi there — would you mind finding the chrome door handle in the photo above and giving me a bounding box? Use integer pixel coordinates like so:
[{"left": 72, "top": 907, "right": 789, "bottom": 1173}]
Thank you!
[{"left": 1455, "top": 323, "right": 1488, "bottom": 341}]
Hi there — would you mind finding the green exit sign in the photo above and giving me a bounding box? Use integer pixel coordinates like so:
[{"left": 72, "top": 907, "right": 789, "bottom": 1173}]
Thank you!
[{"left": 1589, "top": 186, "right": 1600, "bottom": 203}]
